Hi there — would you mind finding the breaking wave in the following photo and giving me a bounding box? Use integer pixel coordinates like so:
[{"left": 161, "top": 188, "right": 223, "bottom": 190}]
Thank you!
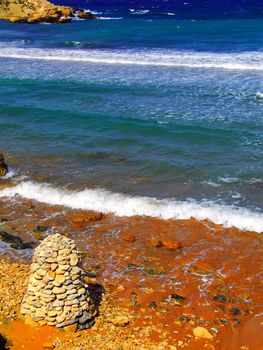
[
  {"left": 0, "top": 181, "right": 263, "bottom": 233},
  {"left": 0, "top": 45, "right": 262, "bottom": 71}
]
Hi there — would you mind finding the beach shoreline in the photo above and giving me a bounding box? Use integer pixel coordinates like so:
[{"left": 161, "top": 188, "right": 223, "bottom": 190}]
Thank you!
[{"left": 0, "top": 185, "right": 263, "bottom": 349}]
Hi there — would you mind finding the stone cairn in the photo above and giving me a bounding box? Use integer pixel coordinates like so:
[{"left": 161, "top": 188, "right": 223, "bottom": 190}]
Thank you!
[{"left": 21, "top": 233, "right": 95, "bottom": 329}]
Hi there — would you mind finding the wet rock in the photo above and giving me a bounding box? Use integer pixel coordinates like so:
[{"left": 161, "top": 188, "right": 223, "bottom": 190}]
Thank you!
[
  {"left": 188, "top": 262, "right": 215, "bottom": 275},
  {"left": 76, "top": 11, "right": 96, "bottom": 20},
  {"left": 67, "top": 211, "right": 103, "bottom": 224},
  {"left": 149, "top": 301, "right": 158, "bottom": 309},
  {"left": 161, "top": 239, "right": 182, "bottom": 250},
  {"left": 213, "top": 294, "right": 232, "bottom": 303},
  {"left": 120, "top": 231, "right": 136, "bottom": 242},
  {"left": 192, "top": 326, "right": 213, "bottom": 339},
  {"left": 149, "top": 238, "right": 163, "bottom": 248},
  {"left": 36, "top": 225, "right": 47, "bottom": 232},
  {"left": 230, "top": 308, "right": 241, "bottom": 316},
  {"left": 0, "top": 231, "right": 35, "bottom": 250},
  {"left": 0, "top": 153, "right": 8, "bottom": 177},
  {"left": 170, "top": 293, "right": 186, "bottom": 304}
]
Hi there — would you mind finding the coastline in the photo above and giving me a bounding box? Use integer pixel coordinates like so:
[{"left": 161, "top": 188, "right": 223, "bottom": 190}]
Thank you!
[{"left": 0, "top": 182, "right": 263, "bottom": 349}]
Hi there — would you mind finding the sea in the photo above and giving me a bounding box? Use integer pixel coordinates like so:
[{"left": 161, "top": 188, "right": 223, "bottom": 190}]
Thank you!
[{"left": 0, "top": 0, "right": 263, "bottom": 232}]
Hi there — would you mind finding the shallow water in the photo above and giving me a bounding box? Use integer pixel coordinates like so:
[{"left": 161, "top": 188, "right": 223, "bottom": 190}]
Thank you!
[{"left": 0, "top": 13, "right": 262, "bottom": 231}]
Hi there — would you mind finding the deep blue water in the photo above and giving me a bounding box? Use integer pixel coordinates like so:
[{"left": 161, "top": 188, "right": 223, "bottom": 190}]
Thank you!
[
  {"left": 54, "top": 0, "right": 263, "bottom": 19},
  {"left": 0, "top": 3, "right": 263, "bottom": 231}
]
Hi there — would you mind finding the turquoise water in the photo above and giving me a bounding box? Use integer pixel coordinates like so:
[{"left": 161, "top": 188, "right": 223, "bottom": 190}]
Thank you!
[{"left": 0, "top": 18, "right": 263, "bottom": 231}]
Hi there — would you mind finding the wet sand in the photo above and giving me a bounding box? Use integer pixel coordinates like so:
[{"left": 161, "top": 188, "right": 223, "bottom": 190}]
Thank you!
[{"left": 0, "top": 192, "right": 263, "bottom": 349}]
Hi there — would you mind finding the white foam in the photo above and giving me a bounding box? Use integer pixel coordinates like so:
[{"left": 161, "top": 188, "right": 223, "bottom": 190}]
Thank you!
[
  {"left": 1, "top": 168, "right": 15, "bottom": 179},
  {"left": 0, "top": 45, "right": 262, "bottom": 71},
  {"left": 256, "top": 92, "right": 263, "bottom": 99},
  {"left": 0, "top": 181, "right": 262, "bottom": 233}
]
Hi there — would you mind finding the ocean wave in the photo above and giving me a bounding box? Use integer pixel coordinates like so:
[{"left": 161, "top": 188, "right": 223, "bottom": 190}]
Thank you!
[
  {"left": 0, "top": 181, "right": 262, "bottom": 233},
  {"left": 98, "top": 17, "right": 123, "bottom": 20},
  {"left": 256, "top": 92, "right": 263, "bottom": 99},
  {"left": 0, "top": 46, "right": 262, "bottom": 71}
]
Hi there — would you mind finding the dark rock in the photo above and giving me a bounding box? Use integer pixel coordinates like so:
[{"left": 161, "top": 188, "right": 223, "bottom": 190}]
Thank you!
[
  {"left": 77, "top": 318, "right": 95, "bottom": 330},
  {"left": 56, "top": 318, "right": 78, "bottom": 328},
  {"left": 213, "top": 294, "right": 231, "bottom": 303},
  {"left": 149, "top": 301, "right": 157, "bottom": 309},
  {"left": 0, "top": 154, "right": 8, "bottom": 177},
  {"left": 231, "top": 318, "right": 241, "bottom": 325},
  {"left": 76, "top": 11, "right": 96, "bottom": 20},
  {"left": 219, "top": 318, "right": 228, "bottom": 325},
  {"left": 229, "top": 308, "right": 241, "bottom": 316},
  {"left": 170, "top": 293, "right": 185, "bottom": 303},
  {"left": 85, "top": 270, "right": 97, "bottom": 278},
  {"left": 36, "top": 225, "right": 47, "bottom": 232},
  {"left": 0, "top": 231, "right": 35, "bottom": 250},
  {"left": 78, "top": 312, "right": 93, "bottom": 324},
  {"left": 178, "top": 314, "right": 191, "bottom": 322},
  {"left": 10, "top": 242, "right": 35, "bottom": 250}
]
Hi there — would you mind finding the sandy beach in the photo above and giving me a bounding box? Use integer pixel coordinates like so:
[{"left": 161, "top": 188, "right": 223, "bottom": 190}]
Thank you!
[{"left": 0, "top": 186, "right": 263, "bottom": 349}]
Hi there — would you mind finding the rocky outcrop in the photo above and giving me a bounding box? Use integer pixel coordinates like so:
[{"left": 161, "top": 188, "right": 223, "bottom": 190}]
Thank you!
[{"left": 0, "top": 0, "right": 96, "bottom": 24}]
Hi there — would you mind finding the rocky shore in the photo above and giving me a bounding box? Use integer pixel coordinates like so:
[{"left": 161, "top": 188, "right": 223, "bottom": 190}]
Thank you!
[
  {"left": 0, "top": 180, "right": 263, "bottom": 349},
  {"left": 0, "top": 0, "right": 96, "bottom": 24}
]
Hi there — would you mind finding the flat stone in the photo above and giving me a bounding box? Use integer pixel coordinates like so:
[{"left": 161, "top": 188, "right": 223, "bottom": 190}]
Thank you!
[
  {"left": 56, "top": 315, "right": 66, "bottom": 324},
  {"left": 47, "top": 310, "right": 58, "bottom": 317},
  {"left": 55, "top": 275, "right": 65, "bottom": 284},
  {"left": 57, "top": 293, "right": 67, "bottom": 300},
  {"left": 64, "top": 279, "right": 72, "bottom": 286},
  {"left": 65, "top": 299, "right": 79, "bottom": 306},
  {"left": 59, "top": 248, "right": 71, "bottom": 257},
  {"left": 53, "top": 300, "right": 65, "bottom": 307},
  {"left": 53, "top": 286, "right": 66, "bottom": 294},
  {"left": 69, "top": 254, "right": 79, "bottom": 266},
  {"left": 33, "top": 272, "right": 43, "bottom": 280},
  {"left": 58, "top": 265, "right": 70, "bottom": 271},
  {"left": 35, "top": 309, "right": 47, "bottom": 319},
  {"left": 77, "top": 288, "right": 86, "bottom": 296},
  {"left": 71, "top": 267, "right": 81, "bottom": 275},
  {"left": 67, "top": 288, "right": 77, "bottom": 295},
  {"left": 46, "top": 271, "right": 55, "bottom": 281},
  {"left": 51, "top": 263, "right": 58, "bottom": 271}
]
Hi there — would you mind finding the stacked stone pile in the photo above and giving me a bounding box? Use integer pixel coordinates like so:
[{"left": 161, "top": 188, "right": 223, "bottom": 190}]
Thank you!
[{"left": 21, "top": 233, "right": 95, "bottom": 329}]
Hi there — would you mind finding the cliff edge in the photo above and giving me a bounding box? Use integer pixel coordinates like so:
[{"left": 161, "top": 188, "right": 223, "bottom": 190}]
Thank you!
[{"left": 0, "top": 0, "right": 96, "bottom": 23}]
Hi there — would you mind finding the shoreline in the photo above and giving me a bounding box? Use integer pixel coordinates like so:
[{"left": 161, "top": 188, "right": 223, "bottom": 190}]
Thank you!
[{"left": 0, "top": 189, "right": 263, "bottom": 349}]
